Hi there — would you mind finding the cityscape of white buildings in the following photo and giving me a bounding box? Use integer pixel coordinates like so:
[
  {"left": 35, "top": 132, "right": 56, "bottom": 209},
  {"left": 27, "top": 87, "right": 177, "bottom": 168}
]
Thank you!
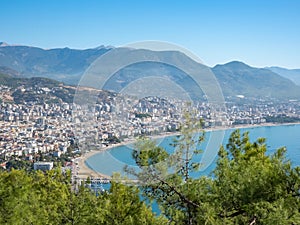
[{"left": 1, "top": 84, "right": 300, "bottom": 170}]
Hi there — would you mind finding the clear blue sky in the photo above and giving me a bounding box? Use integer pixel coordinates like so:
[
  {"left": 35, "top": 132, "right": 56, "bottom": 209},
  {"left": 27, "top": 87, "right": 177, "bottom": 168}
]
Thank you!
[{"left": 1, "top": 0, "right": 300, "bottom": 68}]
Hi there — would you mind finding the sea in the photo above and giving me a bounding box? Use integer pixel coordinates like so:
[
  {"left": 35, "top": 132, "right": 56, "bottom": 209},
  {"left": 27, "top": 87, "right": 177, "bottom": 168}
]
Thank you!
[{"left": 86, "top": 124, "right": 300, "bottom": 178}]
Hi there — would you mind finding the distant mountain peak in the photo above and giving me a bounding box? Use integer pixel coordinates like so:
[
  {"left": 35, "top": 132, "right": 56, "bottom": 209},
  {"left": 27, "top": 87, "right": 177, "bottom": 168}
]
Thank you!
[{"left": 215, "top": 61, "right": 252, "bottom": 69}]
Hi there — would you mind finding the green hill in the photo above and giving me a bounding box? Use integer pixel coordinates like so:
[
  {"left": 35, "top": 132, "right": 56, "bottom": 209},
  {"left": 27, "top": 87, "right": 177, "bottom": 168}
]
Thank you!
[{"left": 0, "top": 72, "right": 75, "bottom": 104}]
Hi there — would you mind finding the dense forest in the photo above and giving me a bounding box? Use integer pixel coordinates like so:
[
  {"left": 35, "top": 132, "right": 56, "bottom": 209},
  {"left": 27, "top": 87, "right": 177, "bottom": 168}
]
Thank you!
[{"left": 1, "top": 115, "right": 300, "bottom": 224}]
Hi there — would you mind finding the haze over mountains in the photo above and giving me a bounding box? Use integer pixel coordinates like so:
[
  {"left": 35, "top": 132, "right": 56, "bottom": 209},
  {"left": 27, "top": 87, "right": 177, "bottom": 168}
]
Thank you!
[
  {"left": 0, "top": 42, "right": 300, "bottom": 101},
  {"left": 0, "top": 42, "right": 111, "bottom": 83},
  {"left": 266, "top": 66, "right": 300, "bottom": 86},
  {"left": 212, "top": 61, "right": 300, "bottom": 100}
]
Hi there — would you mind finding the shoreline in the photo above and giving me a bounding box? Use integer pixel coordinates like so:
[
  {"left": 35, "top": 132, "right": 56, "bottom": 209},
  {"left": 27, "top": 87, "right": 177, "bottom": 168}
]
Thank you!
[
  {"left": 76, "top": 122, "right": 300, "bottom": 179},
  {"left": 76, "top": 141, "right": 136, "bottom": 179},
  {"left": 207, "top": 121, "right": 300, "bottom": 132}
]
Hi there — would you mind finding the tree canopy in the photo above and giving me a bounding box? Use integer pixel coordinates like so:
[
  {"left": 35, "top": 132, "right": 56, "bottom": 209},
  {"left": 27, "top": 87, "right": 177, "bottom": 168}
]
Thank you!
[
  {"left": 1, "top": 120, "right": 300, "bottom": 224},
  {"left": 129, "top": 126, "right": 300, "bottom": 224},
  {"left": 0, "top": 169, "right": 166, "bottom": 225}
]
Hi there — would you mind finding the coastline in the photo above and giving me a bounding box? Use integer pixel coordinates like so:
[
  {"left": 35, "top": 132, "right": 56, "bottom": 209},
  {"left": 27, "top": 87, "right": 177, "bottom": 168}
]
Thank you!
[
  {"left": 76, "top": 122, "right": 300, "bottom": 179},
  {"left": 76, "top": 141, "right": 135, "bottom": 179},
  {"left": 206, "top": 121, "right": 300, "bottom": 132}
]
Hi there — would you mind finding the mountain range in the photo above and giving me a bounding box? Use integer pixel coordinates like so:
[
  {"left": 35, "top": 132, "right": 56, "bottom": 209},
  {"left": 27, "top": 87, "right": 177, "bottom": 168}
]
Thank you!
[
  {"left": 0, "top": 42, "right": 299, "bottom": 101},
  {"left": 212, "top": 61, "right": 300, "bottom": 100},
  {"left": 0, "top": 42, "right": 111, "bottom": 84},
  {"left": 266, "top": 66, "right": 300, "bottom": 86}
]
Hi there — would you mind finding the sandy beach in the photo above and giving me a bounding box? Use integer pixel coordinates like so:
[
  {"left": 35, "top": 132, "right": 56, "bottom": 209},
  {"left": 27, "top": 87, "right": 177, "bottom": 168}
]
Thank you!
[
  {"left": 76, "top": 122, "right": 300, "bottom": 179},
  {"left": 76, "top": 142, "right": 132, "bottom": 179},
  {"left": 76, "top": 149, "right": 111, "bottom": 179}
]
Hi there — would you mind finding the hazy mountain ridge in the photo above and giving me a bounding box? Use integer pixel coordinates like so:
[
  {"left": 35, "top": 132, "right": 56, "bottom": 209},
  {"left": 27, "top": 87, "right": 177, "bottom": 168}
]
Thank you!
[
  {"left": 0, "top": 66, "right": 21, "bottom": 77},
  {"left": 0, "top": 43, "right": 300, "bottom": 101},
  {"left": 212, "top": 61, "right": 300, "bottom": 100},
  {"left": 0, "top": 44, "right": 111, "bottom": 83},
  {"left": 266, "top": 66, "right": 300, "bottom": 86}
]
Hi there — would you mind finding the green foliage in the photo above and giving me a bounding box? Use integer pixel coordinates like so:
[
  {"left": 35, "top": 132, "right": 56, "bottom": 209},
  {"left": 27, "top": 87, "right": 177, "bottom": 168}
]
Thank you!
[
  {"left": 97, "top": 180, "right": 166, "bottom": 225},
  {"left": 1, "top": 115, "right": 300, "bottom": 224},
  {"left": 105, "top": 135, "right": 121, "bottom": 144},
  {"left": 265, "top": 115, "right": 300, "bottom": 123},
  {"left": 0, "top": 169, "right": 35, "bottom": 224},
  {"left": 211, "top": 130, "right": 300, "bottom": 224},
  {"left": 5, "top": 159, "right": 33, "bottom": 171},
  {"left": 129, "top": 116, "right": 300, "bottom": 224},
  {"left": 127, "top": 110, "right": 205, "bottom": 224},
  {"left": 0, "top": 168, "right": 165, "bottom": 225},
  {"left": 133, "top": 138, "right": 169, "bottom": 168}
]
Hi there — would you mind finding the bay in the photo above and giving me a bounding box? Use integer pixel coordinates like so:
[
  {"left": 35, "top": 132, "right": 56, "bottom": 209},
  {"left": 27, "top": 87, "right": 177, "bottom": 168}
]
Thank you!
[{"left": 86, "top": 124, "right": 300, "bottom": 178}]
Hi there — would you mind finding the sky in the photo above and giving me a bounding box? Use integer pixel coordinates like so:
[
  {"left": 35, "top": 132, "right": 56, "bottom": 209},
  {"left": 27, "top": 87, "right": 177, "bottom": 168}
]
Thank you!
[{"left": 1, "top": 0, "right": 300, "bottom": 68}]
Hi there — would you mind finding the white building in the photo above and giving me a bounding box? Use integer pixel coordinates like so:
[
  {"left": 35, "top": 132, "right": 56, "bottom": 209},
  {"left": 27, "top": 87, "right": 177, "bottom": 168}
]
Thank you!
[{"left": 34, "top": 162, "right": 53, "bottom": 171}]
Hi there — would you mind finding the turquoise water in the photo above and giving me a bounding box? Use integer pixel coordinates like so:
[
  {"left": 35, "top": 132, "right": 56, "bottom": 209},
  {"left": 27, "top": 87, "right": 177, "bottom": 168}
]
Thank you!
[{"left": 86, "top": 124, "right": 300, "bottom": 177}]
